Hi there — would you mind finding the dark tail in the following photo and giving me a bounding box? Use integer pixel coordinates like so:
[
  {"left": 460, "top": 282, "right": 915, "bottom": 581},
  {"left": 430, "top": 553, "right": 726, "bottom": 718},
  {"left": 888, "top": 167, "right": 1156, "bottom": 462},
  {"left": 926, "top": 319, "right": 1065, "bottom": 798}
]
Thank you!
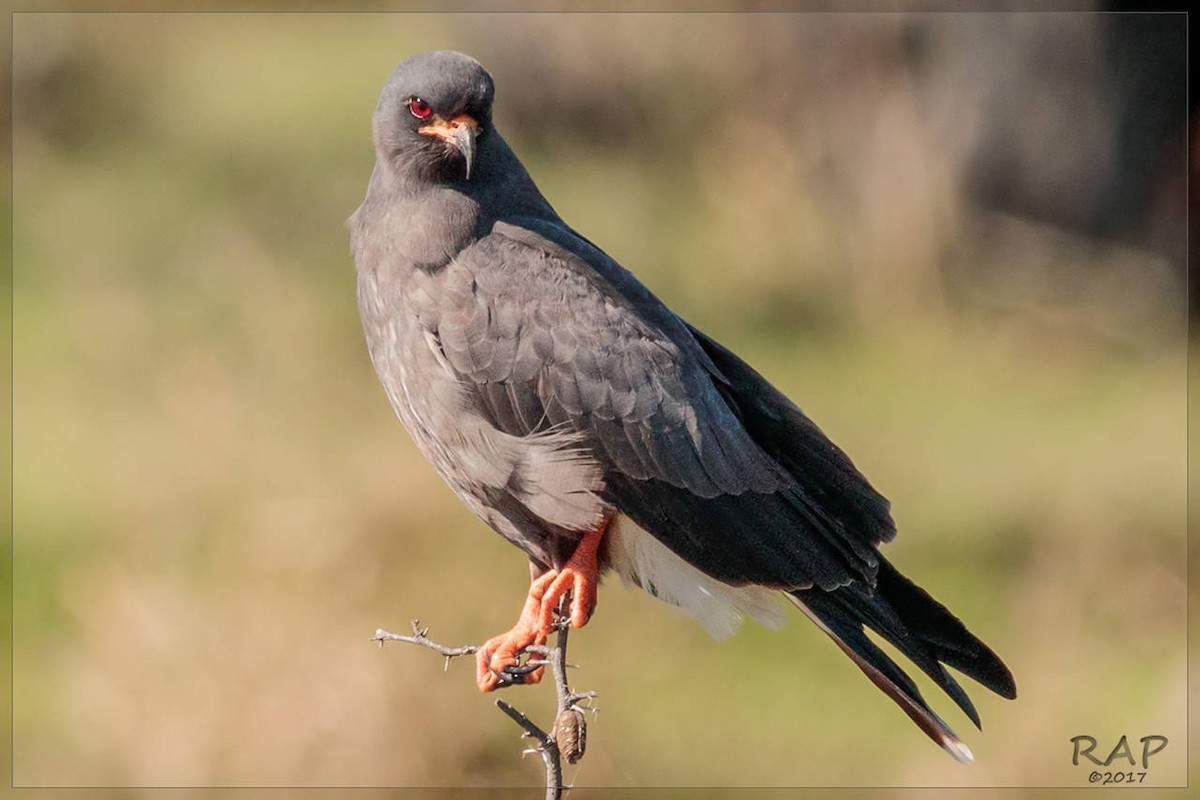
[{"left": 788, "top": 558, "right": 1017, "bottom": 763}]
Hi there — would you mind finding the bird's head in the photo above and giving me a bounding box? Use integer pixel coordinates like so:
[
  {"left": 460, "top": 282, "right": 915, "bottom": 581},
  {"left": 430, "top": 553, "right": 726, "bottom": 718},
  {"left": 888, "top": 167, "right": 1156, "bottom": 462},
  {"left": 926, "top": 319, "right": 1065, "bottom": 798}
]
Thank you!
[{"left": 372, "top": 50, "right": 495, "bottom": 185}]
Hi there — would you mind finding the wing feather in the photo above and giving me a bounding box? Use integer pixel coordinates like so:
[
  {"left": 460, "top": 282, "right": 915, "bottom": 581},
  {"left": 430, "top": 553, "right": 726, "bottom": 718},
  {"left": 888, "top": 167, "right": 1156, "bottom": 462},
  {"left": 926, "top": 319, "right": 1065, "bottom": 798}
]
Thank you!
[{"left": 437, "top": 217, "right": 884, "bottom": 588}]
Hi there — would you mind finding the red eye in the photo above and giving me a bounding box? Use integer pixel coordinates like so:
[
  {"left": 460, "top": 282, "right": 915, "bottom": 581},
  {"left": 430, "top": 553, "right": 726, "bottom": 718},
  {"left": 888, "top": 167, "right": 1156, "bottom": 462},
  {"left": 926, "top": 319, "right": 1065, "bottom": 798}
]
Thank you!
[{"left": 408, "top": 98, "right": 433, "bottom": 119}]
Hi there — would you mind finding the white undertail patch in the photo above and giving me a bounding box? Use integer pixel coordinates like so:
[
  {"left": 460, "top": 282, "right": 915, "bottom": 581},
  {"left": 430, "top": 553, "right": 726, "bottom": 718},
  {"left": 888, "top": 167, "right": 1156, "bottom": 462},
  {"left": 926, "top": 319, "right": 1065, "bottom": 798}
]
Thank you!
[{"left": 605, "top": 514, "right": 785, "bottom": 639}]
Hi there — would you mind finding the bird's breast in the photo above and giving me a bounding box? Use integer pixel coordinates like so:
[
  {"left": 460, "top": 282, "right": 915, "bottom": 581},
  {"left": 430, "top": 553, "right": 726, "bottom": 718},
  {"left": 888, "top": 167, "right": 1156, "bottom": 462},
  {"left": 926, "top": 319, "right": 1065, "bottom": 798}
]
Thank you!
[{"left": 355, "top": 264, "right": 607, "bottom": 560}]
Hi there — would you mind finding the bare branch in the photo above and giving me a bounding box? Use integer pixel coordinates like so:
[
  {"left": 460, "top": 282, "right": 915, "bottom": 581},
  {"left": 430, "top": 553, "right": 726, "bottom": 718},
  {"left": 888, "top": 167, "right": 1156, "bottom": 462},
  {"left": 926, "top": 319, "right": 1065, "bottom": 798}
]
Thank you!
[
  {"left": 495, "top": 698, "right": 553, "bottom": 745},
  {"left": 375, "top": 596, "right": 595, "bottom": 800},
  {"left": 373, "top": 619, "right": 477, "bottom": 660}
]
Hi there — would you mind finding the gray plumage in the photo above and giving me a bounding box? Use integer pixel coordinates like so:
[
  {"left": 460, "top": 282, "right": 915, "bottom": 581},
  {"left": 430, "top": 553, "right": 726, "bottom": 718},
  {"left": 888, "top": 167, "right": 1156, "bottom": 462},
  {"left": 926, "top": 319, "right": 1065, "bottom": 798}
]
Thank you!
[{"left": 352, "top": 50, "right": 1014, "bottom": 760}]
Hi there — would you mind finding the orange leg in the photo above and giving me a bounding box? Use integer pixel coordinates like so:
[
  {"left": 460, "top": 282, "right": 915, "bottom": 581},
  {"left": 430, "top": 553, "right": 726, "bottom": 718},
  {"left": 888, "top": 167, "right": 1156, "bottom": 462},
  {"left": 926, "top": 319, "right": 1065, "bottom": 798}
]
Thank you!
[{"left": 475, "top": 518, "right": 608, "bottom": 692}]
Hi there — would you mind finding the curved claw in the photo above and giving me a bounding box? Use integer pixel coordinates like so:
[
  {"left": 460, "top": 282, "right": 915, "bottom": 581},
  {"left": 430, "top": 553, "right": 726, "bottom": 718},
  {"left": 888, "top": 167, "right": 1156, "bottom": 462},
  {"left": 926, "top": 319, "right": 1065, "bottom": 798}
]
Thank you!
[
  {"left": 502, "top": 662, "right": 544, "bottom": 677},
  {"left": 491, "top": 661, "right": 543, "bottom": 688},
  {"left": 476, "top": 621, "right": 548, "bottom": 692}
]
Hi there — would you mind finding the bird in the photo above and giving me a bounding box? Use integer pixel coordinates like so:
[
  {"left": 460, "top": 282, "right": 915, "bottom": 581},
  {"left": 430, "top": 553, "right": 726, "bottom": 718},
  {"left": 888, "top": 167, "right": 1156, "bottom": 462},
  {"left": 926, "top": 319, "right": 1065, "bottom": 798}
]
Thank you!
[{"left": 351, "top": 50, "right": 1016, "bottom": 763}]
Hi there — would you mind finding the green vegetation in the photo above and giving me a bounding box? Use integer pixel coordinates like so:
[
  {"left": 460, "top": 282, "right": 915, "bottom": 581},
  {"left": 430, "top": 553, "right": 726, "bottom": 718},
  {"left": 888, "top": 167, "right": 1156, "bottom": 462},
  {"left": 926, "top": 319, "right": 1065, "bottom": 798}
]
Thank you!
[{"left": 11, "top": 13, "right": 1186, "bottom": 790}]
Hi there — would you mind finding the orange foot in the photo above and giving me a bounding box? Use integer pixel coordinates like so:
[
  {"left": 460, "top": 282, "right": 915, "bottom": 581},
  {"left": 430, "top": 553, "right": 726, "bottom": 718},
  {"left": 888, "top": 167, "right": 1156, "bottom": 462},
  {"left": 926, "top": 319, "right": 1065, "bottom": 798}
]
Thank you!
[{"left": 475, "top": 519, "right": 607, "bottom": 692}]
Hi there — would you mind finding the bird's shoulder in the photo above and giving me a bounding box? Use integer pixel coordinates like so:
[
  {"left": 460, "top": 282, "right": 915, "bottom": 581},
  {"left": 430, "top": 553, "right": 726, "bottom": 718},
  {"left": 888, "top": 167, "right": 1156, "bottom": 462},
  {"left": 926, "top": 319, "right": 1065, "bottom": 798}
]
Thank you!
[
  {"left": 424, "top": 216, "right": 781, "bottom": 500},
  {"left": 434, "top": 214, "right": 717, "bottom": 406},
  {"left": 460, "top": 215, "right": 723, "bottom": 367}
]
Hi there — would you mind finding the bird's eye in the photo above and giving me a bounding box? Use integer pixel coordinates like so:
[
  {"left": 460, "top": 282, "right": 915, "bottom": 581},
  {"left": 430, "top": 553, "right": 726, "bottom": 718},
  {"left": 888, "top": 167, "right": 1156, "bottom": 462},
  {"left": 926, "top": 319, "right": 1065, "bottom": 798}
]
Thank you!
[{"left": 408, "top": 98, "right": 433, "bottom": 120}]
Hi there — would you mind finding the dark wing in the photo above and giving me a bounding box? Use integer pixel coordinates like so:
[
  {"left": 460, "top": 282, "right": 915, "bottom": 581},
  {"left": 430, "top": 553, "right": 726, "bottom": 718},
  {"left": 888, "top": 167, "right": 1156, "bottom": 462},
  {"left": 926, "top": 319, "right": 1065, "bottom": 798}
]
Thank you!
[
  {"left": 684, "top": 323, "right": 897, "bottom": 549},
  {"left": 433, "top": 216, "right": 887, "bottom": 590}
]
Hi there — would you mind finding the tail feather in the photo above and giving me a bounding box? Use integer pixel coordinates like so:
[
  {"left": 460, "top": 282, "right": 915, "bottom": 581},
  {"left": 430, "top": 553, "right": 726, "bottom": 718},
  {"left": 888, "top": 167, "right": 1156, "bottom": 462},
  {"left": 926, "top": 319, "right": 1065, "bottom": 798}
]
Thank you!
[
  {"left": 875, "top": 561, "right": 1017, "bottom": 701},
  {"left": 788, "top": 558, "right": 1016, "bottom": 762}
]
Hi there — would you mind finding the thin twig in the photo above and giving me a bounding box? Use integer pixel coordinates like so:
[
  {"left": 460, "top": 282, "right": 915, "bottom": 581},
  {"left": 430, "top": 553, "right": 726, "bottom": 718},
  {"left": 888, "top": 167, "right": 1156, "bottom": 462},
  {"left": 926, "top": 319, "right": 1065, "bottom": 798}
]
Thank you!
[
  {"left": 496, "top": 697, "right": 562, "bottom": 798},
  {"left": 372, "top": 620, "right": 477, "bottom": 670},
  {"left": 495, "top": 698, "right": 553, "bottom": 744},
  {"left": 375, "top": 596, "right": 595, "bottom": 800}
]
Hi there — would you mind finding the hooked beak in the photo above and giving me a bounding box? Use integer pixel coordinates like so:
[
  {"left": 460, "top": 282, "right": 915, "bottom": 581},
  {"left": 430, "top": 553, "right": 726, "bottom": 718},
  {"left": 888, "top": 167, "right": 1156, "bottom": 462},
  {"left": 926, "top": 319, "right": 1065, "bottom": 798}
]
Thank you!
[{"left": 419, "top": 113, "right": 479, "bottom": 180}]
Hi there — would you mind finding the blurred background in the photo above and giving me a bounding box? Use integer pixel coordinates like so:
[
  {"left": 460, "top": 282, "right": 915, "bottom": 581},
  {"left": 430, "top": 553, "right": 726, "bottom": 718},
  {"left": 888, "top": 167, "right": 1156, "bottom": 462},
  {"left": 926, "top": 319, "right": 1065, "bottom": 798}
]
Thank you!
[{"left": 8, "top": 9, "right": 1189, "bottom": 793}]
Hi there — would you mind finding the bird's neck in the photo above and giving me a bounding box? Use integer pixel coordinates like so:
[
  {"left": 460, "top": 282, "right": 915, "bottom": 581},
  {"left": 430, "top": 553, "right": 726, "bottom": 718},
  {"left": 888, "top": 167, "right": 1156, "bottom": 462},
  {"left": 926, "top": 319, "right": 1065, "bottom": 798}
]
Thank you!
[
  {"left": 350, "top": 129, "right": 563, "bottom": 277},
  {"left": 351, "top": 164, "right": 480, "bottom": 275},
  {"left": 471, "top": 129, "right": 561, "bottom": 222}
]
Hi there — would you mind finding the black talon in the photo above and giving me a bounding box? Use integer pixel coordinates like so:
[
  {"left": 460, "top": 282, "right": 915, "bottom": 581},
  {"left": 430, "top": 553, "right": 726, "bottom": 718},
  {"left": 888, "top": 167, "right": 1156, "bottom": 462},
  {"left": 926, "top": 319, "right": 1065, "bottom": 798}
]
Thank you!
[
  {"left": 503, "top": 662, "right": 541, "bottom": 677},
  {"left": 492, "top": 667, "right": 524, "bottom": 687}
]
